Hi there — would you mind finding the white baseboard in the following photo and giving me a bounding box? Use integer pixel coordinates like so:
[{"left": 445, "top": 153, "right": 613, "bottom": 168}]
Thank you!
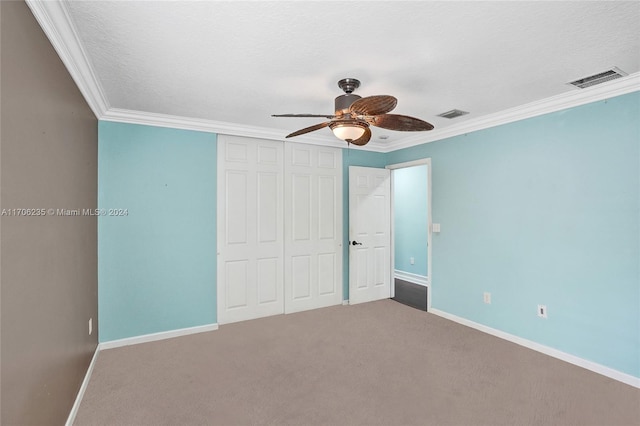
[
  {"left": 394, "top": 270, "right": 429, "bottom": 287},
  {"left": 65, "top": 345, "right": 99, "bottom": 426},
  {"left": 429, "top": 309, "right": 640, "bottom": 389},
  {"left": 99, "top": 323, "right": 219, "bottom": 350},
  {"left": 342, "top": 300, "right": 349, "bottom": 305}
]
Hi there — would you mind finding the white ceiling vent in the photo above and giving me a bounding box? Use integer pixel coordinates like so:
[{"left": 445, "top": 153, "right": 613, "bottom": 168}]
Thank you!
[
  {"left": 437, "top": 109, "right": 469, "bottom": 119},
  {"left": 567, "top": 67, "right": 628, "bottom": 89}
]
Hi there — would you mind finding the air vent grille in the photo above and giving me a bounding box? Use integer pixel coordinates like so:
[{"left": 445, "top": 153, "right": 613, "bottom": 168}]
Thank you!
[
  {"left": 438, "top": 109, "right": 469, "bottom": 119},
  {"left": 568, "top": 67, "right": 627, "bottom": 89}
]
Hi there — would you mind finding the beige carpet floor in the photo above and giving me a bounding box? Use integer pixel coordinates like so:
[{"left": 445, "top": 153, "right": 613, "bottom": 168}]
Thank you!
[{"left": 74, "top": 300, "right": 639, "bottom": 425}]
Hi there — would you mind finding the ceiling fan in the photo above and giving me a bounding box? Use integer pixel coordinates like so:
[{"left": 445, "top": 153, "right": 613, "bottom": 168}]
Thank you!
[{"left": 272, "top": 78, "right": 434, "bottom": 146}]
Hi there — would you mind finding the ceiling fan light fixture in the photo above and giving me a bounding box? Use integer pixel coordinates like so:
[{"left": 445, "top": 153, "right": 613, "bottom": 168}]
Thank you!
[
  {"left": 330, "top": 122, "right": 367, "bottom": 141},
  {"left": 274, "top": 78, "right": 433, "bottom": 145}
]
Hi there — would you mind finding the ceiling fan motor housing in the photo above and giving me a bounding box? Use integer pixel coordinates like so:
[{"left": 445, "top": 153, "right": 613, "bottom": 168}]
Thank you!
[{"left": 335, "top": 94, "right": 361, "bottom": 115}]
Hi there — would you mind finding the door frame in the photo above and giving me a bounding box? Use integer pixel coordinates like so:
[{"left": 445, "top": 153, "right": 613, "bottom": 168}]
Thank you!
[{"left": 386, "top": 158, "right": 432, "bottom": 311}]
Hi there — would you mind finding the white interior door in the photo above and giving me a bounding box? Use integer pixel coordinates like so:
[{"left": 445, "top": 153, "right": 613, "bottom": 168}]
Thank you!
[
  {"left": 349, "top": 166, "right": 391, "bottom": 304},
  {"left": 217, "top": 136, "right": 284, "bottom": 324},
  {"left": 284, "top": 143, "right": 343, "bottom": 313}
]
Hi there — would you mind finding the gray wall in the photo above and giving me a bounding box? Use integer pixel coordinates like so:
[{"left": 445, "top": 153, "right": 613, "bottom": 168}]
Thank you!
[{"left": 1, "top": 1, "right": 98, "bottom": 424}]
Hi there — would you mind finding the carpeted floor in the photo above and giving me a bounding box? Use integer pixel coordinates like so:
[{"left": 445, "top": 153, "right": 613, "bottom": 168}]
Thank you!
[{"left": 75, "top": 300, "right": 639, "bottom": 425}]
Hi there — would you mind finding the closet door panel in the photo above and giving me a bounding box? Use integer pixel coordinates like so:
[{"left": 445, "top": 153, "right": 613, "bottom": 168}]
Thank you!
[
  {"left": 218, "top": 136, "right": 284, "bottom": 324},
  {"left": 285, "top": 144, "right": 343, "bottom": 314}
]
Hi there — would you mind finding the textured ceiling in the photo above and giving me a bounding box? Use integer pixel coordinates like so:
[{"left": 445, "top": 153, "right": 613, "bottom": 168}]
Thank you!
[{"left": 62, "top": 1, "right": 640, "bottom": 148}]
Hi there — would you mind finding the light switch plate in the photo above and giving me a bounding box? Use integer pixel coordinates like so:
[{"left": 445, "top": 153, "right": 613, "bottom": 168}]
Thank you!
[{"left": 432, "top": 223, "right": 441, "bottom": 233}]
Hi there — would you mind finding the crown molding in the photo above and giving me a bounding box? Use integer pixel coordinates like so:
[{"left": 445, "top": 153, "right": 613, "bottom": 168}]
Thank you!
[
  {"left": 383, "top": 72, "right": 640, "bottom": 153},
  {"left": 29, "top": 0, "right": 638, "bottom": 152},
  {"left": 102, "top": 108, "right": 349, "bottom": 149},
  {"left": 105, "top": 73, "right": 638, "bottom": 153},
  {"left": 26, "top": 0, "right": 109, "bottom": 118}
]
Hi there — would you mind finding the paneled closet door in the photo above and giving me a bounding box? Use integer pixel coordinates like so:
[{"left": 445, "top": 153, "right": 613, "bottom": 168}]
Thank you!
[
  {"left": 284, "top": 143, "right": 343, "bottom": 314},
  {"left": 217, "top": 136, "right": 284, "bottom": 324}
]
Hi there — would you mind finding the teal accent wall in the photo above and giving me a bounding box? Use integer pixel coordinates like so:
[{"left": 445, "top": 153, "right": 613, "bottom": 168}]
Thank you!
[
  {"left": 387, "top": 92, "right": 640, "bottom": 378},
  {"left": 342, "top": 148, "right": 388, "bottom": 300},
  {"left": 98, "top": 121, "right": 217, "bottom": 342},
  {"left": 393, "top": 165, "right": 428, "bottom": 276}
]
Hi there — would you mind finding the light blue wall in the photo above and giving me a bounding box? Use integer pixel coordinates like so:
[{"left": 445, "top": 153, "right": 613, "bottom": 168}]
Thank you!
[
  {"left": 96, "top": 92, "right": 639, "bottom": 379},
  {"left": 386, "top": 92, "right": 640, "bottom": 378},
  {"left": 342, "top": 148, "right": 388, "bottom": 300},
  {"left": 98, "top": 121, "right": 217, "bottom": 342},
  {"left": 393, "top": 165, "right": 428, "bottom": 276}
]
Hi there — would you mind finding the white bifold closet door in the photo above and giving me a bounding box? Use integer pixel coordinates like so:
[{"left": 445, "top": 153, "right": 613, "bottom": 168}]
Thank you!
[
  {"left": 217, "top": 136, "right": 285, "bottom": 324},
  {"left": 284, "top": 143, "right": 343, "bottom": 314},
  {"left": 217, "top": 136, "right": 342, "bottom": 325}
]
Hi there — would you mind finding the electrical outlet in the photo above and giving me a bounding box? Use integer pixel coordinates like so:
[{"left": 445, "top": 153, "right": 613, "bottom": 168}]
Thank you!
[
  {"left": 410, "top": 257, "right": 415, "bottom": 265},
  {"left": 537, "top": 305, "right": 547, "bottom": 318},
  {"left": 89, "top": 318, "right": 93, "bottom": 335},
  {"left": 483, "top": 292, "right": 491, "bottom": 304}
]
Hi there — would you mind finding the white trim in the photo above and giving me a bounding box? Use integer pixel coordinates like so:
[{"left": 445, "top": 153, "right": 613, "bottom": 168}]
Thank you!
[
  {"left": 101, "top": 108, "right": 346, "bottom": 149},
  {"left": 389, "top": 170, "right": 396, "bottom": 299},
  {"left": 430, "top": 309, "right": 640, "bottom": 389},
  {"left": 426, "top": 159, "right": 432, "bottom": 312},
  {"left": 386, "top": 159, "right": 430, "bottom": 170},
  {"left": 99, "top": 323, "right": 218, "bottom": 350},
  {"left": 382, "top": 73, "right": 640, "bottom": 152},
  {"left": 84, "top": 73, "right": 640, "bottom": 154},
  {"left": 394, "top": 270, "right": 429, "bottom": 287},
  {"left": 342, "top": 300, "right": 350, "bottom": 305},
  {"left": 25, "top": 0, "right": 109, "bottom": 118},
  {"left": 65, "top": 345, "right": 99, "bottom": 426},
  {"left": 387, "top": 158, "right": 433, "bottom": 311}
]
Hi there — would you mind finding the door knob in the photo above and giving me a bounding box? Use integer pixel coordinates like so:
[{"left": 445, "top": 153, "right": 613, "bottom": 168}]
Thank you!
[{"left": 351, "top": 240, "right": 362, "bottom": 246}]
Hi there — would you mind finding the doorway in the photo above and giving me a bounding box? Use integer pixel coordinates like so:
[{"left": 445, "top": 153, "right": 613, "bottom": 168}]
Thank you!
[{"left": 387, "top": 159, "right": 432, "bottom": 311}]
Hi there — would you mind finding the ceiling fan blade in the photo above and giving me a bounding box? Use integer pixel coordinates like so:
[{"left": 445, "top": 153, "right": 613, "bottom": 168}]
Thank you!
[
  {"left": 349, "top": 95, "right": 397, "bottom": 116},
  {"left": 272, "top": 113, "right": 336, "bottom": 118},
  {"left": 367, "top": 114, "right": 434, "bottom": 131},
  {"left": 349, "top": 126, "right": 372, "bottom": 146},
  {"left": 285, "top": 121, "right": 330, "bottom": 138}
]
